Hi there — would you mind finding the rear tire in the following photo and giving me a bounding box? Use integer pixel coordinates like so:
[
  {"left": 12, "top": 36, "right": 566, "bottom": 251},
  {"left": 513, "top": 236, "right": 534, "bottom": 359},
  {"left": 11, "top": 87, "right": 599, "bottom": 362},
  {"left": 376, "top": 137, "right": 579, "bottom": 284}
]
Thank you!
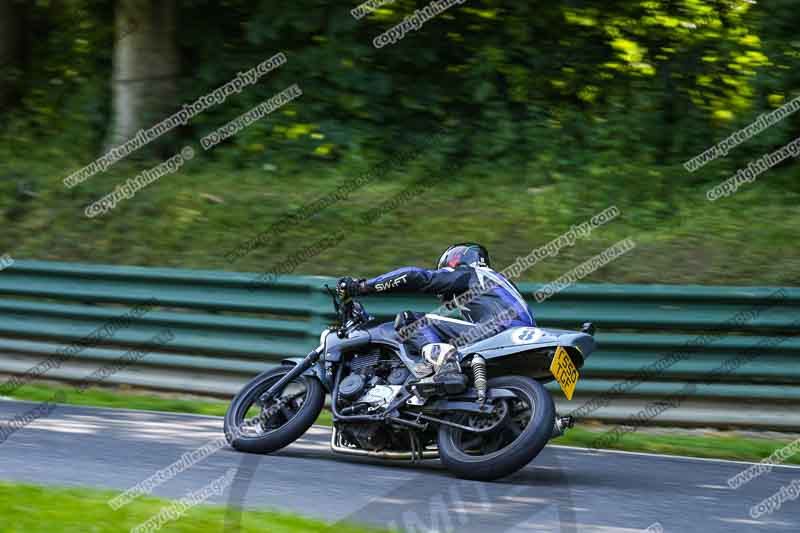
[
  {"left": 437, "top": 375, "right": 554, "bottom": 481},
  {"left": 224, "top": 366, "right": 324, "bottom": 454}
]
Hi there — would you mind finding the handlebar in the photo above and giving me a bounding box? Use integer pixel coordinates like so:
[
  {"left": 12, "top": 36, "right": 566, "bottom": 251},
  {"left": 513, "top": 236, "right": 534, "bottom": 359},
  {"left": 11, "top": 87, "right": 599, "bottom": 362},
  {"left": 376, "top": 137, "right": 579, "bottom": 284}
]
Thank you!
[{"left": 324, "top": 284, "right": 369, "bottom": 337}]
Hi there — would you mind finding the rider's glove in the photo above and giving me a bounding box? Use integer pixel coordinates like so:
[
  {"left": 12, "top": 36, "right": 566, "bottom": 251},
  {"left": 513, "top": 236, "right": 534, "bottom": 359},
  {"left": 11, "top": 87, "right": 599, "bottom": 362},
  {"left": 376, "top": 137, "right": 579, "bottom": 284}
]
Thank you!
[{"left": 337, "top": 277, "right": 365, "bottom": 299}]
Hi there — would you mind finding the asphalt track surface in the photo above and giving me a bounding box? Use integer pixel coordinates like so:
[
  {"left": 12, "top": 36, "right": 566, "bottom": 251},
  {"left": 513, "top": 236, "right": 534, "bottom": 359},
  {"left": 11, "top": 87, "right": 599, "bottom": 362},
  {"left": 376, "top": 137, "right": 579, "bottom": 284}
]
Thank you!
[{"left": 1, "top": 399, "right": 798, "bottom": 532}]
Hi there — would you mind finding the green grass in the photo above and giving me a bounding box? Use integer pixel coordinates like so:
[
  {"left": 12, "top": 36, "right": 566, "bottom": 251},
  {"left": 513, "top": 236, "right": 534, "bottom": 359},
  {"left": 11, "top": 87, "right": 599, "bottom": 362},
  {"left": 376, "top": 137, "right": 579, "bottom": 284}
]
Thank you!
[
  {"left": 552, "top": 426, "right": 800, "bottom": 464},
  {"left": 3, "top": 381, "right": 796, "bottom": 464},
  {"left": 2, "top": 382, "right": 232, "bottom": 416},
  {"left": 1, "top": 154, "right": 799, "bottom": 286},
  {"left": 0, "top": 481, "right": 390, "bottom": 533},
  {"left": 0, "top": 381, "right": 335, "bottom": 425}
]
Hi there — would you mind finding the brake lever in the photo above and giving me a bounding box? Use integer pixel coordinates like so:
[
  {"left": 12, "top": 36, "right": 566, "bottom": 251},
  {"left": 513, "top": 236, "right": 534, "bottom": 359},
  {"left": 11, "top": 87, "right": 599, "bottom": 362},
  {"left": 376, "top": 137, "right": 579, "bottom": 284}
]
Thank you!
[{"left": 324, "top": 284, "right": 340, "bottom": 313}]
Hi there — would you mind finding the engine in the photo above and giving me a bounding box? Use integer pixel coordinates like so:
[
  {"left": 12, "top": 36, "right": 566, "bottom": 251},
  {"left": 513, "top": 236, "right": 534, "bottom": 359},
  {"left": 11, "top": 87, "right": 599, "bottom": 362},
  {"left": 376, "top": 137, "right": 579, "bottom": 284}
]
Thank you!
[
  {"left": 338, "top": 349, "right": 411, "bottom": 410},
  {"left": 336, "top": 349, "right": 412, "bottom": 451}
]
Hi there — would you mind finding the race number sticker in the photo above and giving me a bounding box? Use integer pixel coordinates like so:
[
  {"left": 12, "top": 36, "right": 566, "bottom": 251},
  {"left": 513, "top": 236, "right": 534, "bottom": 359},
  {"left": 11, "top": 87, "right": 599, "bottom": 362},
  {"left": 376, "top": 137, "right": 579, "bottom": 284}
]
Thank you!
[{"left": 512, "top": 327, "right": 544, "bottom": 344}]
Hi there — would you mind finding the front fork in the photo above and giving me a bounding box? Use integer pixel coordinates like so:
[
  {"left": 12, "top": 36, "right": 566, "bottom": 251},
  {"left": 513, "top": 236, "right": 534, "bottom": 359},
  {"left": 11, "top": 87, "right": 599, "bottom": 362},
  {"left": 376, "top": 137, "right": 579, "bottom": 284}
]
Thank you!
[{"left": 260, "top": 348, "right": 322, "bottom": 403}]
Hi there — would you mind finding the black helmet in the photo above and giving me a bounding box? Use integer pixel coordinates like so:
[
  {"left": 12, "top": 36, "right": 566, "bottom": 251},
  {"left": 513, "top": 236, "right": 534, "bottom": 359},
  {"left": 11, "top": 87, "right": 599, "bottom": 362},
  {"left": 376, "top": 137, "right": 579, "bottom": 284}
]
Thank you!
[{"left": 437, "top": 243, "right": 490, "bottom": 270}]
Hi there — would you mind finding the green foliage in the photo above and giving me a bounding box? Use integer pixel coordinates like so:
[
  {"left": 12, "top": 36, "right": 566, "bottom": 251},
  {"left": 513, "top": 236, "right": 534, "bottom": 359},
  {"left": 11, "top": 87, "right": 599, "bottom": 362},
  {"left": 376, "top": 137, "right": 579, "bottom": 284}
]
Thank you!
[
  {"left": 0, "top": 1, "right": 798, "bottom": 284},
  {"left": 3, "top": 0, "right": 789, "bottom": 166}
]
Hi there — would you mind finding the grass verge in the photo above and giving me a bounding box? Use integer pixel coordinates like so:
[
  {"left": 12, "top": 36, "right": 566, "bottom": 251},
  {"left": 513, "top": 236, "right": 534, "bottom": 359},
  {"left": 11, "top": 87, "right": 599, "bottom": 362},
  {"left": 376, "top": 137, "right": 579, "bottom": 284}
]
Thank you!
[
  {"left": 0, "top": 381, "right": 334, "bottom": 426},
  {"left": 552, "top": 426, "right": 800, "bottom": 464},
  {"left": 2, "top": 155, "right": 799, "bottom": 287},
  {"left": 0, "top": 481, "right": 388, "bottom": 533},
  {"left": 2, "top": 381, "right": 795, "bottom": 465}
]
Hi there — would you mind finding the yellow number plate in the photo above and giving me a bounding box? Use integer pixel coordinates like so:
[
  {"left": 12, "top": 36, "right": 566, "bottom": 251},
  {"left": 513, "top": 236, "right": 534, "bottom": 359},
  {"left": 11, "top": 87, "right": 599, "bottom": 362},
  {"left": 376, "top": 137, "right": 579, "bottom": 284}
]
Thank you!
[{"left": 550, "top": 346, "right": 579, "bottom": 400}]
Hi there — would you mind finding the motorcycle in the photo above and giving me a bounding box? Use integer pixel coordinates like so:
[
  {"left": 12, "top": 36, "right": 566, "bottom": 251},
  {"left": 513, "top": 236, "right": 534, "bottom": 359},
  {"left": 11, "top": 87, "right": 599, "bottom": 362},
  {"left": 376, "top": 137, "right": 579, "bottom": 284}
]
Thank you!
[{"left": 224, "top": 284, "right": 596, "bottom": 481}]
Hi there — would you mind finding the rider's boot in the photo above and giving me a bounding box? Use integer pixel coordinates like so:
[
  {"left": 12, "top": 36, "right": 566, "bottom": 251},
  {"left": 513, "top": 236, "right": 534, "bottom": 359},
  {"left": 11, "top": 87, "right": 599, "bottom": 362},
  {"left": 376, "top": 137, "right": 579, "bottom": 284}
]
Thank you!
[
  {"left": 422, "top": 343, "right": 460, "bottom": 374},
  {"left": 413, "top": 343, "right": 467, "bottom": 395}
]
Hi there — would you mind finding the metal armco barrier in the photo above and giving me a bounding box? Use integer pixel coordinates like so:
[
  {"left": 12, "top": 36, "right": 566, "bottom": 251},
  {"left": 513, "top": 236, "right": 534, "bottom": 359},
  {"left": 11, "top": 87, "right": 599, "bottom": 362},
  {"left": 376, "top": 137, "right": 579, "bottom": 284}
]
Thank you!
[{"left": 0, "top": 260, "right": 797, "bottom": 429}]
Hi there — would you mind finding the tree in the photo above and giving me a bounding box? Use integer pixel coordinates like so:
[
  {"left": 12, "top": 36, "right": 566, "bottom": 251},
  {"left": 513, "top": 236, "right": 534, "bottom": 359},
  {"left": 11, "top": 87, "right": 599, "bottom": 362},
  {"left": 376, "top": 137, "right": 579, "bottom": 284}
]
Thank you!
[
  {"left": 0, "top": 0, "right": 27, "bottom": 110},
  {"left": 109, "top": 0, "right": 179, "bottom": 148}
]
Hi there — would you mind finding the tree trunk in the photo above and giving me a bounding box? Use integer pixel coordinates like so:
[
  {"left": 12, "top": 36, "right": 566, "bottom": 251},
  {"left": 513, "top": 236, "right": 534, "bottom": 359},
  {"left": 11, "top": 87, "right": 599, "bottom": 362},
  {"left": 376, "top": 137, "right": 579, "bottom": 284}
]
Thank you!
[
  {"left": 109, "top": 0, "right": 179, "bottom": 150},
  {"left": 0, "top": 0, "right": 25, "bottom": 110}
]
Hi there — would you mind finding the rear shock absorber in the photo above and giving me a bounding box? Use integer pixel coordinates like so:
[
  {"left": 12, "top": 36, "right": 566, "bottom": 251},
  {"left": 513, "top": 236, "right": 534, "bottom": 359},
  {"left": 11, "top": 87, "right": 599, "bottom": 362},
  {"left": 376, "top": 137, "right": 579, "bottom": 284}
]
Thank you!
[{"left": 472, "top": 355, "right": 487, "bottom": 404}]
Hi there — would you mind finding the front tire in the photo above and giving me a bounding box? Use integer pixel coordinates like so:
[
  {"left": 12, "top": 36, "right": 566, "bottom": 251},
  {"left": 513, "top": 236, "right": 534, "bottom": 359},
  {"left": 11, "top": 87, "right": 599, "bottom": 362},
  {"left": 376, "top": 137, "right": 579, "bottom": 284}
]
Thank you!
[
  {"left": 224, "top": 366, "right": 324, "bottom": 454},
  {"left": 437, "top": 375, "right": 555, "bottom": 481}
]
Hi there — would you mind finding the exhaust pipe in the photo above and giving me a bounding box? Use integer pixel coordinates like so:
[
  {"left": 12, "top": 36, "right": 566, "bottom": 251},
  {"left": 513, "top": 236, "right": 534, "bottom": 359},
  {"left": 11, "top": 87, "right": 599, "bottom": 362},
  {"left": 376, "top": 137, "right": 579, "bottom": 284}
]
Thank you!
[
  {"left": 330, "top": 426, "right": 439, "bottom": 460},
  {"left": 551, "top": 416, "right": 575, "bottom": 439}
]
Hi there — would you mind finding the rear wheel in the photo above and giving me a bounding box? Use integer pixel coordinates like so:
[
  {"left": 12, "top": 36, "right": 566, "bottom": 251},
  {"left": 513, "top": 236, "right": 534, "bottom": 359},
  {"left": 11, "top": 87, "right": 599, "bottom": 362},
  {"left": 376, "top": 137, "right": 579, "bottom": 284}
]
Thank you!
[
  {"left": 224, "top": 366, "right": 324, "bottom": 454},
  {"left": 437, "top": 375, "right": 554, "bottom": 481}
]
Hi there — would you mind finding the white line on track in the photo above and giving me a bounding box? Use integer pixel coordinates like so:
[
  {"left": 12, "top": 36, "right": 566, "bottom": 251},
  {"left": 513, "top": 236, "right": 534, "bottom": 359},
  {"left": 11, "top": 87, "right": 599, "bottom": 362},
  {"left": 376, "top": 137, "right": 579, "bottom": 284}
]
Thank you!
[{"left": 548, "top": 444, "right": 800, "bottom": 470}]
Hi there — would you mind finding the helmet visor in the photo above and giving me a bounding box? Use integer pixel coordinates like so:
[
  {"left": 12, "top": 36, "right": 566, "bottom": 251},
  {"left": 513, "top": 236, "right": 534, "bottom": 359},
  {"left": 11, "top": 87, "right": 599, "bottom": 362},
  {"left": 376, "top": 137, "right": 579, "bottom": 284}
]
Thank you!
[{"left": 438, "top": 245, "right": 486, "bottom": 269}]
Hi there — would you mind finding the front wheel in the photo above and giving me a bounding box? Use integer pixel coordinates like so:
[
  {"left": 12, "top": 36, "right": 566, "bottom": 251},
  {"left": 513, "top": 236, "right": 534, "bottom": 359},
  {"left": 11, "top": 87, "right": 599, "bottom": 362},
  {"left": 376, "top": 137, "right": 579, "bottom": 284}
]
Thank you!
[
  {"left": 437, "top": 375, "right": 555, "bottom": 481},
  {"left": 224, "top": 366, "right": 324, "bottom": 454}
]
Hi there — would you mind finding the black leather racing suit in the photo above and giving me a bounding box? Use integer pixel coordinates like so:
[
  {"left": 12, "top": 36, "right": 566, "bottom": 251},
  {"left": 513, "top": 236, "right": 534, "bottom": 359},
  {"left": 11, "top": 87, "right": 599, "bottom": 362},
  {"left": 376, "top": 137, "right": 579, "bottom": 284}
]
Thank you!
[{"left": 362, "top": 265, "right": 535, "bottom": 353}]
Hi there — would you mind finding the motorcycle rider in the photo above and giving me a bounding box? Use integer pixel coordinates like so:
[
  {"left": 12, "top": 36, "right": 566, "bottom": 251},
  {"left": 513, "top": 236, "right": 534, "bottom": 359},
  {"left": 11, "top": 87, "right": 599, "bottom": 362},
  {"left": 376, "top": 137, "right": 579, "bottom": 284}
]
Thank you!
[{"left": 337, "top": 243, "right": 535, "bottom": 378}]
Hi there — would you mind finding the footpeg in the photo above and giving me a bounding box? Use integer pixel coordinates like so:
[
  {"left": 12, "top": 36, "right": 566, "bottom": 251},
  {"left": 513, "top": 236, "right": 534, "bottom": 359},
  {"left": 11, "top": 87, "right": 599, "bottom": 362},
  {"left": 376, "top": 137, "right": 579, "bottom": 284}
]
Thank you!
[{"left": 551, "top": 416, "right": 575, "bottom": 439}]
